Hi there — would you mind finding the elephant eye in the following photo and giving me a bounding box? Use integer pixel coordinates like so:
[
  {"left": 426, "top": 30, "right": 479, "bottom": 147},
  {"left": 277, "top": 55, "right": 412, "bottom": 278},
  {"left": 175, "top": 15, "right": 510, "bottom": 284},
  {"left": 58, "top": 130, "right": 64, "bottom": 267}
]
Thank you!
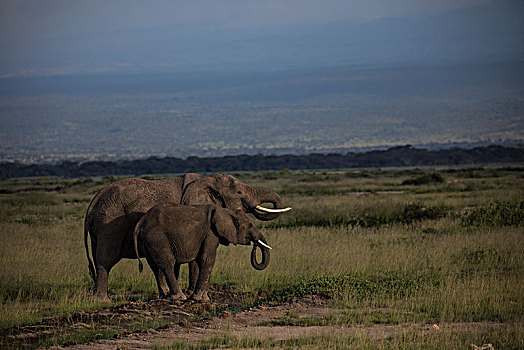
[
  {"left": 249, "top": 223, "right": 253, "bottom": 228},
  {"left": 237, "top": 191, "right": 242, "bottom": 194}
]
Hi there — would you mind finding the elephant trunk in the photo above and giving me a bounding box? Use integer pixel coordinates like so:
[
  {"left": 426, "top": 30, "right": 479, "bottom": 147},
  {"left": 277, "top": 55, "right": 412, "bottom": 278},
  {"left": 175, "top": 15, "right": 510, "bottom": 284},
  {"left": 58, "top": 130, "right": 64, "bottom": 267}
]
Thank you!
[
  {"left": 250, "top": 189, "right": 290, "bottom": 221},
  {"left": 250, "top": 232, "right": 271, "bottom": 270}
]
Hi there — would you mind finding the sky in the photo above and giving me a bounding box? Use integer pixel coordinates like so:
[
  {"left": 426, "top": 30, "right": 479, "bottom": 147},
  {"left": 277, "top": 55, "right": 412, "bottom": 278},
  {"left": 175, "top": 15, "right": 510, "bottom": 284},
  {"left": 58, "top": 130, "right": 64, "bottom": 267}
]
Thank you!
[{"left": 1, "top": 0, "right": 492, "bottom": 45}]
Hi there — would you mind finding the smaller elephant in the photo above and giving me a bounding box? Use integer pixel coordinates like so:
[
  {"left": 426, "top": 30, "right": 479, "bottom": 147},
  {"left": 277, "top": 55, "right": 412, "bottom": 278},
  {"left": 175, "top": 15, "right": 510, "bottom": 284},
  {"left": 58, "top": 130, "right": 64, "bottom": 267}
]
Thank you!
[{"left": 133, "top": 204, "right": 271, "bottom": 301}]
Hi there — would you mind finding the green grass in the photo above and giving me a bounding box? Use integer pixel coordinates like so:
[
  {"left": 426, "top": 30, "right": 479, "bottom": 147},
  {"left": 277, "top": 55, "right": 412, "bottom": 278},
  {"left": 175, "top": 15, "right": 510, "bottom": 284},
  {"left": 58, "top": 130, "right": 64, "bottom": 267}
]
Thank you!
[
  {"left": 37, "top": 317, "right": 173, "bottom": 349},
  {"left": 159, "top": 325, "right": 524, "bottom": 349},
  {"left": 256, "top": 309, "right": 426, "bottom": 327},
  {"left": 0, "top": 166, "right": 523, "bottom": 348},
  {"left": 462, "top": 200, "right": 524, "bottom": 227},
  {"left": 264, "top": 201, "right": 450, "bottom": 228}
]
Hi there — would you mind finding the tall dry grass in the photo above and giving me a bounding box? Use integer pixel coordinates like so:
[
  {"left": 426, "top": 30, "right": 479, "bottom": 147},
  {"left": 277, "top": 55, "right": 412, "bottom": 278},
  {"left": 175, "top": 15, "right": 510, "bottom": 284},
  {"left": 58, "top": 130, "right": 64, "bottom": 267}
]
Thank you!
[{"left": 0, "top": 168, "right": 522, "bottom": 347}]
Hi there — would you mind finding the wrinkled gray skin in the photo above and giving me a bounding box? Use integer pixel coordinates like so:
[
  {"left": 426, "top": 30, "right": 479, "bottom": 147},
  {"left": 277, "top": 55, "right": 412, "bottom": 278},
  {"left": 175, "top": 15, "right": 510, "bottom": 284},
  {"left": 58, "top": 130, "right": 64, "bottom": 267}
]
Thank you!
[
  {"left": 84, "top": 173, "right": 285, "bottom": 299},
  {"left": 133, "top": 204, "right": 270, "bottom": 301}
]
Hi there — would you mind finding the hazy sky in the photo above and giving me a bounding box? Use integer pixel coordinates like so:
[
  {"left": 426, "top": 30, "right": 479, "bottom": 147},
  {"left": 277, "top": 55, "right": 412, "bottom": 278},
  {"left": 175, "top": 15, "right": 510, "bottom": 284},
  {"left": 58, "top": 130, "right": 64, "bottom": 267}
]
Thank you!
[{"left": 1, "top": 0, "right": 492, "bottom": 44}]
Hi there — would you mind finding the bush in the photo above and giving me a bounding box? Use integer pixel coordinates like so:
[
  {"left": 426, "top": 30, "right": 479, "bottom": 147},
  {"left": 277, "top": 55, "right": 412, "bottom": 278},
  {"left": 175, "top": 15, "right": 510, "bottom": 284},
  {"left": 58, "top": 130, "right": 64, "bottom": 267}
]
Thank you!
[
  {"left": 402, "top": 172, "right": 444, "bottom": 186},
  {"left": 349, "top": 203, "right": 448, "bottom": 227},
  {"left": 401, "top": 203, "right": 448, "bottom": 223},
  {"left": 268, "top": 202, "right": 449, "bottom": 229},
  {"left": 462, "top": 201, "right": 524, "bottom": 227},
  {"left": 267, "top": 273, "right": 435, "bottom": 303}
]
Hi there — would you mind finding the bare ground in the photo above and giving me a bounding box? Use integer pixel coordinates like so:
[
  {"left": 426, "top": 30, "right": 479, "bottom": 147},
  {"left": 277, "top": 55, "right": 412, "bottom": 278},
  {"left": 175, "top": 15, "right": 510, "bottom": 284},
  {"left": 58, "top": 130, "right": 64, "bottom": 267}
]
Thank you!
[
  {"left": 63, "top": 296, "right": 505, "bottom": 349},
  {"left": 2, "top": 289, "right": 507, "bottom": 349}
]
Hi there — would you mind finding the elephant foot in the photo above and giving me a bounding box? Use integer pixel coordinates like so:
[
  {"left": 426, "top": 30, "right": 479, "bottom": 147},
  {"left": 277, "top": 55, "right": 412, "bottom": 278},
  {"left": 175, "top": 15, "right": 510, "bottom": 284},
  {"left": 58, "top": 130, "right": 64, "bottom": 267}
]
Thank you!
[
  {"left": 93, "top": 292, "right": 111, "bottom": 302},
  {"left": 160, "top": 288, "right": 170, "bottom": 298},
  {"left": 189, "top": 291, "right": 210, "bottom": 302},
  {"left": 189, "top": 294, "right": 201, "bottom": 301},
  {"left": 169, "top": 292, "right": 187, "bottom": 301}
]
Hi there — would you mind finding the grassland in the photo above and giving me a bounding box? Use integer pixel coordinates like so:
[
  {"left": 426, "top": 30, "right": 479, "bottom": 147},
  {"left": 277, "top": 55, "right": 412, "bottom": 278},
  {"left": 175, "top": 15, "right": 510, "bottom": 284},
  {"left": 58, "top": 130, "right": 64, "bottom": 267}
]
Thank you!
[{"left": 0, "top": 166, "right": 523, "bottom": 349}]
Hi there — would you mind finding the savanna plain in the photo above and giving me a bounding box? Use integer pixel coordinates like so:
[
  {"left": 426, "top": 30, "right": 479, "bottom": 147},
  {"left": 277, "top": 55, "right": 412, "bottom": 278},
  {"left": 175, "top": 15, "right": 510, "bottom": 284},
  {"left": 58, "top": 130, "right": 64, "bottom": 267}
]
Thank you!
[{"left": 0, "top": 166, "right": 523, "bottom": 349}]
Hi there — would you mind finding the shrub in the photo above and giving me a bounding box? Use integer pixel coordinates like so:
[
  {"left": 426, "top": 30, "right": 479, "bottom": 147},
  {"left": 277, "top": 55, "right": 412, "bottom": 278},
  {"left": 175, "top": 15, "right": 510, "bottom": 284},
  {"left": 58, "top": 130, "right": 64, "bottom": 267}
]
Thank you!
[
  {"left": 462, "top": 201, "right": 524, "bottom": 227},
  {"left": 266, "top": 273, "right": 435, "bottom": 303},
  {"left": 402, "top": 172, "right": 444, "bottom": 186},
  {"left": 267, "top": 202, "right": 449, "bottom": 229}
]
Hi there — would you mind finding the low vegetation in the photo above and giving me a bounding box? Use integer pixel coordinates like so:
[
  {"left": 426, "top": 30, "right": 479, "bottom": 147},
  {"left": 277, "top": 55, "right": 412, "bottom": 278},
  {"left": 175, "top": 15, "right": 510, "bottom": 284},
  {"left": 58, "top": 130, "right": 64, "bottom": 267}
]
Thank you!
[
  {"left": 2, "top": 146, "right": 523, "bottom": 179},
  {"left": 0, "top": 166, "right": 522, "bottom": 349},
  {"left": 162, "top": 327, "right": 524, "bottom": 350}
]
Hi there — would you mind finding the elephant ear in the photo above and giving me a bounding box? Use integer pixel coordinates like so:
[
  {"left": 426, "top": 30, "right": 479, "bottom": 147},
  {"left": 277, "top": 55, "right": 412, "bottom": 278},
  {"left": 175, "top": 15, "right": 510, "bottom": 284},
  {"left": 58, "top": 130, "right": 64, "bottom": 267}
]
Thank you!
[
  {"left": 181, "top": 176, "right": 226, "bottom": 207},
  {"left": 210, "top": 207, "right": 239, "bottom": 246},
  {"left": 181, "top": 173, "right": 202, "bottom": 192}
]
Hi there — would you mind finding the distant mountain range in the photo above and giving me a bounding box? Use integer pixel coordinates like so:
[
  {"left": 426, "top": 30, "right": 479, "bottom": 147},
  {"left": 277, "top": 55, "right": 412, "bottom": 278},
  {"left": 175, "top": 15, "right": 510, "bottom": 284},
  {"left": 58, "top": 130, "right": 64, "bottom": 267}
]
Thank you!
[{"left": 2, "top": 0, "right": 523, "bottom": 77}]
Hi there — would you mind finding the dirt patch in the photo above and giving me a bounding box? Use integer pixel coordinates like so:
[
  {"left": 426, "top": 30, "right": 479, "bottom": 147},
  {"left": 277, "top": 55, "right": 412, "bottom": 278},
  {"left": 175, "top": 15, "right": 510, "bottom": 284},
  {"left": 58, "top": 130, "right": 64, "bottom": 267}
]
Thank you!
[
  {"left": 1, "top": 285, "right": 244, "bottom": 349},
  {"left": 1, "top": 291, "right": 508, "bottom": 349},
  {"left": 58, "top": 295, "right": 348, "bottom": 349},
  {"left": 57, "top": 295, "right": 504, "bottom": 350}
]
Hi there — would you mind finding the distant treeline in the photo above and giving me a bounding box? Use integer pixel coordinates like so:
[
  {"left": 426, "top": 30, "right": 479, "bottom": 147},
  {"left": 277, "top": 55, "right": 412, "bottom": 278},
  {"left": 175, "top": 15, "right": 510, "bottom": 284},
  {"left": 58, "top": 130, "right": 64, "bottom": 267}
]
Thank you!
[{"left": 1, "top": 145, "right": 523, "bottom": 180}]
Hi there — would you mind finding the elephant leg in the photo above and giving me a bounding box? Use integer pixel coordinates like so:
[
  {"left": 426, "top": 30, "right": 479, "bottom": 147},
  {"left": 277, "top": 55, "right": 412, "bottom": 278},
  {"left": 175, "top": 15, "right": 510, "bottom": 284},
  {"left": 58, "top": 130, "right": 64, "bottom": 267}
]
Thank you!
[
  {"left": 94, "top": 265, "right": 112, "bottom": 300},
  {"left": 173, "top": 263, "right": 189, "bottom": 295},
  {"left": 190, "top": 250, "right": 216, "bottom": 301},
  {"left": 94, "top": 238, "right": 121, "bottom": 300},
  {"left": 163, "top": 266, "right": 187, "bottom": 301},
  {"left": 153, "top": 256, "right": 186, "bottom": 301},
  {"left": 186, "top": 261, "right": 199, "bottom": 296},
  {"left": 145, "top": 257, "right": 172, "bottom": 299},
  {"left": 174, "top": 263, "right": 181, "bottom": 280},
  {"left": 156, "top": 270, "right": 170, "bottom": 298}
]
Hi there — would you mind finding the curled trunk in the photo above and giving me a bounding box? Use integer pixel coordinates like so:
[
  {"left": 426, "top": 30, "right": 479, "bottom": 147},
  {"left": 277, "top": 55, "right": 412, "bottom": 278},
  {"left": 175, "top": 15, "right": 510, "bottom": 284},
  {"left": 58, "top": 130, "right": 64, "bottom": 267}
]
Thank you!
[
  {"left": 250, "top": 242, "right": 270, "bottom": 270},
  {"left": 250, "top": 188, "right": 287, "bottom": 221}
]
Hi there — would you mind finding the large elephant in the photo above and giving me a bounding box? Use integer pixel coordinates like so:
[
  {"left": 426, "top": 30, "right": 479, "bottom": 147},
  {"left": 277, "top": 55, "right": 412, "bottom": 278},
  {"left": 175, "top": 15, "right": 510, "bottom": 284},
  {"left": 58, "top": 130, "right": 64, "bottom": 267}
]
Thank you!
[
  {"left": 84, "top": 173, "right": 290, "bottom": 299},
  {"left": 133, "top": 204, "right": 271, "bottom": 301}
]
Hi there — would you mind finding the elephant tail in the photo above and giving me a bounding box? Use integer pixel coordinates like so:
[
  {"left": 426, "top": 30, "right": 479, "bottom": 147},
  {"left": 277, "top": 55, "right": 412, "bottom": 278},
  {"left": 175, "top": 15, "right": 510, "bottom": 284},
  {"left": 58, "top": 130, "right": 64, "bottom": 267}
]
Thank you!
[
  {"left": 133, "top": 217, "right": 144, "bottom": 273},
  {"left": 84, "top": 195, "right": 98, "bottom": 284},
  {"left": 84, "top": 219, "right": 97, "bottom": 282}
]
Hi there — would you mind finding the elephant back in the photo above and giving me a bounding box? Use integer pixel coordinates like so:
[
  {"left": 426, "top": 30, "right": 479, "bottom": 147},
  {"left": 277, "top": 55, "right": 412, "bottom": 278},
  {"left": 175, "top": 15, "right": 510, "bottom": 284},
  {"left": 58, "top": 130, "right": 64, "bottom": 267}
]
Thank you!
[{"left": 90, "top": 177, "right": 185, "bottom": 228}]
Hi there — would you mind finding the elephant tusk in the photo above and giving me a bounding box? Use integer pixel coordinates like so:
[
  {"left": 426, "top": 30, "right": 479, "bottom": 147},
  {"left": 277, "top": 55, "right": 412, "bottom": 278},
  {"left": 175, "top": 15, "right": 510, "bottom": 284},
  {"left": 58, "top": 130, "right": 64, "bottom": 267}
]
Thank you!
[
  {"left": 257, "top": 240, "right": 272, "bottom": 250},
  {"left": 255, "top": 205, "right": 292, "bottom": 213}
]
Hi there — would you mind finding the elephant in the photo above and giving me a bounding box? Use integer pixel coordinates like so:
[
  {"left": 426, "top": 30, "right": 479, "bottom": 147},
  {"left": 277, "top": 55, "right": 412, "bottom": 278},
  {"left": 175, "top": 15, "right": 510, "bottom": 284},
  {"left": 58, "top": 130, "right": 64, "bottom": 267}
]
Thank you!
[
  {"left": 84, "top": 173, "right": 290, "bottom": 299},
  {"left": 133, "top": 204, "right": 271, "bottom": 301}
]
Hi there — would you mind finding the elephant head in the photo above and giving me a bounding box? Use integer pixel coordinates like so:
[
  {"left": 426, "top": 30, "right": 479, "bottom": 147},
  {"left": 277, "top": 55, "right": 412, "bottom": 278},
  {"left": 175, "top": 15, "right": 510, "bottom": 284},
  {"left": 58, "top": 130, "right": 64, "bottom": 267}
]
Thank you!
[
  {"left": 181, "top": 174, "right": 291, "bottom": 221},
  {"left": 211, "top": 207, "right": 271, "bottom": 270}
]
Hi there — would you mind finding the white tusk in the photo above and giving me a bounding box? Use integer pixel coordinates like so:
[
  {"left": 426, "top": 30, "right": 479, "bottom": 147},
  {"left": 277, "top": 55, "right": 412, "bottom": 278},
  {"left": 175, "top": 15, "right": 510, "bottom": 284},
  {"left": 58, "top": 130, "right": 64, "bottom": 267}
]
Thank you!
[
  {"left": 257, "top": 240, "right": 272, "bottom": 250},
  {"left": 255, "top": 205, "right": 292, "bottom": 213}
]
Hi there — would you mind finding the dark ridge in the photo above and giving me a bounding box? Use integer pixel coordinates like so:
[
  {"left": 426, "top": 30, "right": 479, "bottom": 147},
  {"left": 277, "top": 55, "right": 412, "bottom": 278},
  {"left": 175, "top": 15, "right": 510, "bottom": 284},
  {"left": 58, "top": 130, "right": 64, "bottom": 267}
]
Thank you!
[{"left": 1, "top": 145, "right": 523, "bottom": 180}]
